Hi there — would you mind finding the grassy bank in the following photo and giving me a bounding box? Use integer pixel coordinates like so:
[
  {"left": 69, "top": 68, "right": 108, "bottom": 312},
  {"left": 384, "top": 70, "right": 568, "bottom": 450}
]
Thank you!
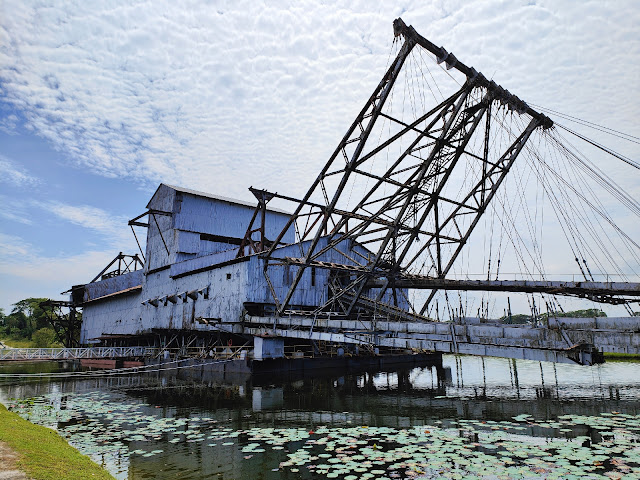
[
  {"left": 604, "top": 352, "right": 640, "bottom": 362},
  {"left": 0, "top": 336, "right": 37, "bottom": 348},
  {"left": 0, "top": 403, "right": 115, "bottom": 480}
]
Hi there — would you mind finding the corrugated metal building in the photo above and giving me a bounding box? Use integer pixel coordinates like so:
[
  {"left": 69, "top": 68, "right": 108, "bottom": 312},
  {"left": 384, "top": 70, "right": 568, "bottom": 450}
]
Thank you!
[{"left": 77, "top": 184, "right": 408, "bottom": 346}]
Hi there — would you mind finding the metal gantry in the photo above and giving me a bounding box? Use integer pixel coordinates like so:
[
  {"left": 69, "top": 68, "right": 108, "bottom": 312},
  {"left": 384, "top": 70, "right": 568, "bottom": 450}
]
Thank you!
[{"left": 254, "top": 18, "right": 563, "bottom": 317}]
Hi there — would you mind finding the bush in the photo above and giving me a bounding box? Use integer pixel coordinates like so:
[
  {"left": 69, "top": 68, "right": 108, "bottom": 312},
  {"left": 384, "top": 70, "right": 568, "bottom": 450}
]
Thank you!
[{"left": 32, "top": 328, "right": 58, "bottom": 348}]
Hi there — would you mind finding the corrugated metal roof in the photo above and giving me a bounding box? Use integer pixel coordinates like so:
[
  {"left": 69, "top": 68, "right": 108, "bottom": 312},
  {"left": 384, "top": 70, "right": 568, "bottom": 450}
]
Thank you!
[{"left": 163, "top": 184, "right": 291, "bottom": 215}]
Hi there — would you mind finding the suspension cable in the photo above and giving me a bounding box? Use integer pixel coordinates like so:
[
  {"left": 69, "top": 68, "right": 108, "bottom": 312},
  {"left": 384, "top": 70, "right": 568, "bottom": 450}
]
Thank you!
[
  {"left": 556, "top": 123, "right": 640, "bottom": 170},
  {"left": 530, "top": 103, "right": 640, "bottom": 144}
]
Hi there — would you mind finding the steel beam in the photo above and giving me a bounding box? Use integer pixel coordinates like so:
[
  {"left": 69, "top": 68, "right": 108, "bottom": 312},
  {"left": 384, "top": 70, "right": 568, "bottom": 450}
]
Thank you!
[
  {"left": 392, "top": 18, "right": 552, "bottom": 128},
  {"left": 368, "top": 277, "right": 640, "bottom": 298},
  {"left": 258, "top": 19, "right": 556, "bottom": 318}
]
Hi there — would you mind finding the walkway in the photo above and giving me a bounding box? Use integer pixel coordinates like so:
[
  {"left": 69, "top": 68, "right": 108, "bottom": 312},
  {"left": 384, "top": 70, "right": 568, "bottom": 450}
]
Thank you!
[{"left": 0, "top": 346, "right": 155, "bottom": 361}]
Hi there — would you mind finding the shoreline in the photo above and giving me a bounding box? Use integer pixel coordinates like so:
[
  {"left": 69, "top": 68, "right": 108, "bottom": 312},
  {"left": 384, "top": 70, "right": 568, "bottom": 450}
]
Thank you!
[{"left": 0, "top": 403, "right": 115, "bottom": 480}]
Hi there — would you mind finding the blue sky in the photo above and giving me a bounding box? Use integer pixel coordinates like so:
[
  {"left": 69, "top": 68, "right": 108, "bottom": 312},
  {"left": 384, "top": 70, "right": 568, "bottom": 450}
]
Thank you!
[{"left": 1, "top": 0, "right": 638, "bottom": 316}]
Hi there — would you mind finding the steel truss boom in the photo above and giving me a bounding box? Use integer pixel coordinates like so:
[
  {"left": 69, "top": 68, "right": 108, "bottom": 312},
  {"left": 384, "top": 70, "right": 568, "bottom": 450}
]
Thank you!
[
  {"left": 259, "top": 18, "right": 556, "bottom": 317},
  {"left": 367, "top": 277, "right": 640, "bottom": 305},
  {"left": 391, "top": 18, "right": 552, "bottom": 127}
]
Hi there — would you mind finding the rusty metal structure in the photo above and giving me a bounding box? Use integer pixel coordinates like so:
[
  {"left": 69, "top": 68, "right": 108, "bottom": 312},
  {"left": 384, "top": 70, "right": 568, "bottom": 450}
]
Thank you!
[
  {"left": 89, "top": 252, "right": 144, "bottom": 283},
  {"left": 42, "top": 19, "right": 639, "bottom": 366},
  {"left": 39, "top": 299, "right": 81, "bottom": 348},
  {"left": 247, "top": 18, "right": 636, "bottom": 319}
]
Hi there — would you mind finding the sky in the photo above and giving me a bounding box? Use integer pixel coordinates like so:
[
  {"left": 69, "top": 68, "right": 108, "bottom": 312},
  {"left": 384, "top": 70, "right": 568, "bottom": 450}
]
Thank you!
[{"left": 1, "top": 0, "right": 639, "bottom": 316}]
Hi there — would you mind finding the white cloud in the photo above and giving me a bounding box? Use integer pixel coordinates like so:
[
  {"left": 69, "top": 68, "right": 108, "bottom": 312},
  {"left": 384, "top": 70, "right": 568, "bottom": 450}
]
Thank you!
[
  {"left": 0, "top": 233, "right": 31, "bottom": 257},
  {"left": 0, "top": 154, "right": 40, "bottom": 187},
  {"left": 0, "top": 199, "right": 140, "bottom": 310},
  {"left": 0, "top": 194, "right": 33, "bottom": 224},
  {"left": 0, "top": 233, "right": 115, "bottom": 310},
  {"left": 0, "top": 113, "right": 19, "bottom": 135},
  {"left": 32, "top": 200, "right": 131, "bottom": 247},
  {"left": 1, "top": 196, "right": 138, "bottom": 249},
  {"left": 0, "top": 0, "right": 634, "bottom": 201}
]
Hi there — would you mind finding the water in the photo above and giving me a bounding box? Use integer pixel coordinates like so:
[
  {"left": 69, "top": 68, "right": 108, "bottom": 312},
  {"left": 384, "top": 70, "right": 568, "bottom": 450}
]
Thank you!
[{"left": 1, "top": 355, "right": 639, "bottom": 479}]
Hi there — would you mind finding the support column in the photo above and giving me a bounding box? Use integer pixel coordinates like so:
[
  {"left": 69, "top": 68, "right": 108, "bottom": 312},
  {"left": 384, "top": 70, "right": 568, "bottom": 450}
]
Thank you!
[{"left": 253, "top": 336, "right": 284, "bottom": 360}]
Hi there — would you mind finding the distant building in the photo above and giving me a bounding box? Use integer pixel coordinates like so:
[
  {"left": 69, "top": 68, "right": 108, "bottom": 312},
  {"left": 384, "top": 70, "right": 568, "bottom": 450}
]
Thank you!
[{"left": 76, "top": 184, "right": 408, "bottom": 347}]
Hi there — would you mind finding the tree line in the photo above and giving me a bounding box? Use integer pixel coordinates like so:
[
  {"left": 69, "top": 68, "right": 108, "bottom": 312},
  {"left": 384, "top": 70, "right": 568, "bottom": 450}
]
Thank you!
[
  {"left": 0, "top": 298, "right": 61, "bottom": 347},
  {"left": 500, "top": 308, "right": 608, "bottom": 324}
]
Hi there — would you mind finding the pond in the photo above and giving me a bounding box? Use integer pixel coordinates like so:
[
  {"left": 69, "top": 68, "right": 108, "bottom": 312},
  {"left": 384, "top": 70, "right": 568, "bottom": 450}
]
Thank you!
[{"left": 1, "top": 355, "right": 639, "bottom": 479}]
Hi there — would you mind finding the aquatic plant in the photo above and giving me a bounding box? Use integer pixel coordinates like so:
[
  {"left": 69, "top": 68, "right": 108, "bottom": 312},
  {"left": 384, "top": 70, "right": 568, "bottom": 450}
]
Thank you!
[{"left": 7, "top": 391, "right": 640, "bottom": 479}]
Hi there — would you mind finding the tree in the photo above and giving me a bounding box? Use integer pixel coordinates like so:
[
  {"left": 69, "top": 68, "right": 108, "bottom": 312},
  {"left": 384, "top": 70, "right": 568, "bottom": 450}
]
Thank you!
[
  {"left": 32, "top": 327, "right": 58, "bottom": 348},
  {"left": 0, "top": 308, "right": 6, "bottom": 337},
  {"left": 551, "top": 309, "right": 607, "bottom": 318},
  {"left": 11, "top": 298, "right": 50, "bottom": 338},
  {"left": 4, "top": 310, "right": 29, "bottom": 337},
  {"left": 500, "top": 313, "right": 531, "bottom": 324}
]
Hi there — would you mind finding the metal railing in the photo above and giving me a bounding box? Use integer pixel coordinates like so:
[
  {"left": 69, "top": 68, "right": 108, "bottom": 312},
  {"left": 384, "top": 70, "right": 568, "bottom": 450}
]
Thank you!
[{"left": 0, "top": 346, "right": 156, "bottom": 361}]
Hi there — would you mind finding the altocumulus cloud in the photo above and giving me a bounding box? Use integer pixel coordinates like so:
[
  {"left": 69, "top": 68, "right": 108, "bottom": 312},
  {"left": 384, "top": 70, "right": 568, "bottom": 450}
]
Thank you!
[
  {"left": 1, "top": 0, "right": 398, "bottom": 198},
  {"left": 1, "top": 0, "right": 636, "bottom": 200}
]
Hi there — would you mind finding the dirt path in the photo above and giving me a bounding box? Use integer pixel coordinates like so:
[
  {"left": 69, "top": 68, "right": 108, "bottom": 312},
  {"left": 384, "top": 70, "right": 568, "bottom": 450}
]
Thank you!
[{"left": 0, "top": 441, "right": 28, "bottom": 479}]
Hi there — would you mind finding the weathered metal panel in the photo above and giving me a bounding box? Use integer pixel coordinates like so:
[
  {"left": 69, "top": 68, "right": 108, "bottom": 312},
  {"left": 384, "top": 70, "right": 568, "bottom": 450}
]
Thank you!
[
  {"left": 243, "top": 326, "right": 583, "bottom": 364},
  {"left": 83, "top": 270, "right": 143, "bottom": 302},
  {"left": 80, "top": 291, "right": 142, "bottom": 343},
  {"left": 252, "top": 237, "right": 410, "bottom": 310},
  {"left": 145, "top": 185, "right": 177, "bottom": 272},
  {"left": 240, "top": 315, "right": 640, "bottom": 359},
  {"left": 81, "top": 184, "right": 309, "bottom": 343},
  {"left": 548, "top": 317, "right": 640, "bottom": 331},
  {"left": 199, "top": 239, "right": 239, "bottom": 256},
  {"left": 140, "top": 261, "right": 249, "bottom": 331},
  {"left": 169, "top": 250, "right": 241, "bottom": 278},
  {"left": 501, "top": 326, "right": 543, "bottom": 339},
  {"left": 246, "top": 241, "right": 330, "bottom": 307},
  {"left": 253, "top": 337, "right": 284, "bottom": 360},
  {"left": 467, "top": 325, "right": 505, "bottom": 339},
  {"left": 173, "top": 192, "right": 294, "bottom": 243},
  {"left": 176, "top": 230, "right": 200, "bottom": 254}
]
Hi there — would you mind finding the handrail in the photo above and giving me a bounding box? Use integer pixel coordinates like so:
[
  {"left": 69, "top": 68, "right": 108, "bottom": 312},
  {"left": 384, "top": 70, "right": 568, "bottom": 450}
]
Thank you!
[{"left": 0, "top": 346, "right": 156, "bottom": 361}]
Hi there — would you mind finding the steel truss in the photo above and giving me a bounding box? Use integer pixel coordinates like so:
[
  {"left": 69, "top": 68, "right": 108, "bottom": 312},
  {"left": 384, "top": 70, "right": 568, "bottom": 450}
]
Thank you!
[
  {"left": 237, "top": 188, "right": 280, "bottom": 258},
  {"left": 39, "top": 299, "right": 82, "bottom": 348},
  {"left": 252, "top": 18, "right": 554, "bottom": 317},
  {"left": 90, "top": 252, "right": 144, "bottom": 283}
]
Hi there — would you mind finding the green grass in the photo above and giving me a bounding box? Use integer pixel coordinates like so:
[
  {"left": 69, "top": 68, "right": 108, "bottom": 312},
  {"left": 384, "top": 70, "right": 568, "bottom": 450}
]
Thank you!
[
  {"left": 1, "top": 336, "right": 62, "bottom": 348},
  {"left": 604, "top": 352, "right": 640, "bottom": 362},
  {"left": 0, "top": 403, "right": 115, "bottom": 480},
  {"left": 0, "top": 336, "right": 37, "bottom": 348}
]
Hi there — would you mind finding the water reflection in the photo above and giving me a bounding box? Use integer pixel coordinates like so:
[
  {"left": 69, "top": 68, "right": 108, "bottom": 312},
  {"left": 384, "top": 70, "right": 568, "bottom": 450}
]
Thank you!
[
  {"left": 2, "top": 355, "right": 639, "bottom": 422},
  {"left": 1, "top": 355, "right": 639, "bottom": 479}
]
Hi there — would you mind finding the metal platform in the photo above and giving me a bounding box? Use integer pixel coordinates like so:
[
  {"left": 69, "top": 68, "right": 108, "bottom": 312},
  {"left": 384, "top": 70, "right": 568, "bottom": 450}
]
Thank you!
[{"left": 207, "top": 314, "right": 640, "bottom": 366}]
